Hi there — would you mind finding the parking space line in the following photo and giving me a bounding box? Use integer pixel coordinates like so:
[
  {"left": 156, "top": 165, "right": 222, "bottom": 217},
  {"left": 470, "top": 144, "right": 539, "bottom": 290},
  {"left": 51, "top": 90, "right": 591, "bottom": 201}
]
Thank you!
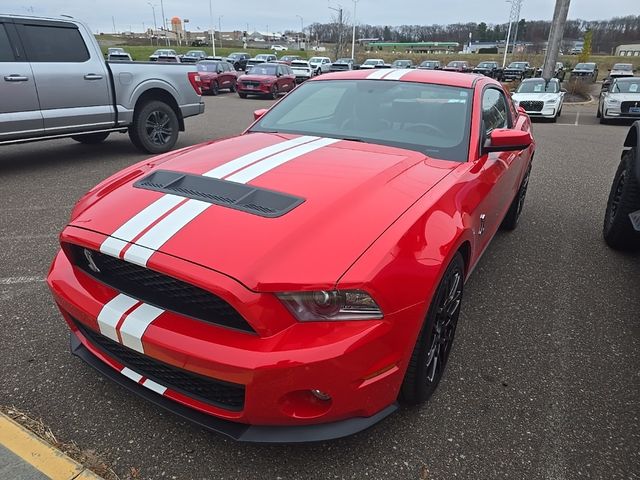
[{"left": 575, "top": 111, "right": 580, "bottom": 126}]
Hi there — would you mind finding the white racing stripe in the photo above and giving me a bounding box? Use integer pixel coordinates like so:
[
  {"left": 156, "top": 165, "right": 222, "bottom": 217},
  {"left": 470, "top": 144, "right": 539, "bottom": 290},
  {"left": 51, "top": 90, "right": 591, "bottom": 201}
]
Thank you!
[
  {"left": 367, "top": 69, "right": 391, "bottom": 79},
  {"left": 384, "top": 69, "right": 413, "bottom": 80},
  {"left": 202, "top": 135, "right": 319, "bottom": 178},
  {"left": 119, "top": 303, "right": 165, "bottom": 353},
  {"left": 226, "top": 137, "right": 340, "bottom": 183},
  {"left": 99, "top": 136, "right": 316, "bottom": 259},
  {"left": 142, "top": 378, "right": 167, "bottom": 395},
  {"left": 96, "top": 294, "right": 140, "bottom": 342},
  {"left": 121, "top": 367, "right": 143, "bottom": 383}
]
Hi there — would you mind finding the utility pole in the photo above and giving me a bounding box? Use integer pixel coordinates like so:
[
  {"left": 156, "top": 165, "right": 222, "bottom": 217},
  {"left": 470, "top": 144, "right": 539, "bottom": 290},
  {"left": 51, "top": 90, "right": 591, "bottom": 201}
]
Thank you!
[
  {"left": 329, "top": 5, "right": 343, "bottom": 60},
  {"left": 148, "top": 3, "right": 157, "bottom": 46},
  {"left": 112, "top": 16, "right": 116, "bottom": 34},
  {"left": 351, "top": 0, "right": 359, "bottom": 60},
  {"left": 208, "top": 0, "right": 216, "bottom": 56},
  {"left": 218, "top": 15, "right": 223, "bottom": 48},
  {"left": 296, "top": 15, "right": 303, "bottom": 50},
  {"left": 511, "top": 0, "right": 524, "bottom": 55},
  {"left": 501, "top": 0, "right": 523, "bottom": 68},
  {"left": 542, "top": 0, "right": 571, "bottom": 80}
]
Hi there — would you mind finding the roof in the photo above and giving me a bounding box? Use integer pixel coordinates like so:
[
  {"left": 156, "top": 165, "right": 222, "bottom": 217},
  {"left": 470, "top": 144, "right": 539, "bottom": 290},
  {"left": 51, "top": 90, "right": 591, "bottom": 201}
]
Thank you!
[{"left": 313, "top": 69, "right": 486, "bottom": 88}]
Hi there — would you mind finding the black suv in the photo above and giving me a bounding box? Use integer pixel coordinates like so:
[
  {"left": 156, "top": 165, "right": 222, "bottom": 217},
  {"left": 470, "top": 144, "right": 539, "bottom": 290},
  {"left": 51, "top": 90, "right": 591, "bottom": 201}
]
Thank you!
[{"left": 225, "top": 52, "right": 251, "bottom": 71}]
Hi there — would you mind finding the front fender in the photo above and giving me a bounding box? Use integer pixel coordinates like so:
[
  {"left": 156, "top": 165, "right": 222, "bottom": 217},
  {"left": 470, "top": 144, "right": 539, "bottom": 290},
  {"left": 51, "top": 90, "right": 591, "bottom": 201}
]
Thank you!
[{"left": 623, "top": 121, "right": 640, "bottom": 184}]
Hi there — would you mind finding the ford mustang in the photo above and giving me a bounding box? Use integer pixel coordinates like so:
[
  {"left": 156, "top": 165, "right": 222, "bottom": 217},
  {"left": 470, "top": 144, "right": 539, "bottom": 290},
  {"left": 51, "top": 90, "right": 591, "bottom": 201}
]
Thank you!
[{"left": 48, "top": 69, "right": 535, "bottom": 443}]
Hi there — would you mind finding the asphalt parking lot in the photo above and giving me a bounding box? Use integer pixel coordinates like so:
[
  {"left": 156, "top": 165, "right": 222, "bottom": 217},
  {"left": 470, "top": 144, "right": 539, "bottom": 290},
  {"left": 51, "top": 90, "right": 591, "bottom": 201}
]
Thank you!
[{"left": 1, "top": 93, "right": 639, "bottom": 480}]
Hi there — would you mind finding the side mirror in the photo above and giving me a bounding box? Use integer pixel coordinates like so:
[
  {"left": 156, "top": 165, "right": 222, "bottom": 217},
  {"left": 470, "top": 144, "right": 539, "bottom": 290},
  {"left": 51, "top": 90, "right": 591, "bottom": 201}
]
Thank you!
[
  {"left": 484, "top": 129, "right": 532, "bottom": 153},
  {"left": 253, "top": 109, "right": 268, "bottom": 120}
]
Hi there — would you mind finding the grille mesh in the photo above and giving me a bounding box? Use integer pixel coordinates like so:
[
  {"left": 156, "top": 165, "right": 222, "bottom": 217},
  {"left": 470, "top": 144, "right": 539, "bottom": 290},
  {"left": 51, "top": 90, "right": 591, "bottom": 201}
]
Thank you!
[
  {"left": 520, "top": 100, "right": 544, "bottom": 112},
  {"left": 70, "top": 245, "right": 255, "bottom": 333},
  {"left": 621, "top": 102, "right": 640, "bottom": 114},
  {"left": 75, "top": 320, "right": 245, "bottom": 410}
]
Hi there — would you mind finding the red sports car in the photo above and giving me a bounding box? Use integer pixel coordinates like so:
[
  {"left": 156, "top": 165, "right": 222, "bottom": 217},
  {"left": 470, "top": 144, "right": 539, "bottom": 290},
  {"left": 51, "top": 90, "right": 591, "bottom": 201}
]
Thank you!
[
  {"left": 236, "top": 62, "right": 296, "bottom": 99},
  {"left": 196, "top": 60, "right": 239, "bottom": 95},
  {"left": 48, "top": 69, "right": 535, "bottom": 443}
]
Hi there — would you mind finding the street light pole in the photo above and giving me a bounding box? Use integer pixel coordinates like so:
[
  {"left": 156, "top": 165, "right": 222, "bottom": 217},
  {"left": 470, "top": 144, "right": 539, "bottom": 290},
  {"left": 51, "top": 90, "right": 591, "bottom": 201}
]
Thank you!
[
  {"left": 159, "top": 0, "right": 168, "bottom": 45},
  {"left": 351, "top": 0, "right": 359, "bottom": 59},
  {"left": 296, "top": 15, "right": 303, "bottom": 50},
  {"left": 218, "top": 15, "right": 223, "bottom": 49},
  {"left": 328, "top": 4, "right": 343, "bottom": 60},
  {"left": 147, "top": 2, "right": 158, "bottom": 46},
  {"left": 208, "top": 0, "right": 216, "bottom": 56}
]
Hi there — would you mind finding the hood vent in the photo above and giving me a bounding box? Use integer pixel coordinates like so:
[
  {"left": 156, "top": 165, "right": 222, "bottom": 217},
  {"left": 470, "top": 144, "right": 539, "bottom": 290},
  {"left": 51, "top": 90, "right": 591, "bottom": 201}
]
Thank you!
[{"left": 134, "top": 170, "right": 304, "bottom": 218}]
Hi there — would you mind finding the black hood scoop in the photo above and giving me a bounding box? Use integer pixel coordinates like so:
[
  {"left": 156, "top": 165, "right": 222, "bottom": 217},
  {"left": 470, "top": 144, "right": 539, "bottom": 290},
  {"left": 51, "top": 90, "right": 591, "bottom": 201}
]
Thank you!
[{"left": 134, "top": 170, "right": 304, "bottom": 218}]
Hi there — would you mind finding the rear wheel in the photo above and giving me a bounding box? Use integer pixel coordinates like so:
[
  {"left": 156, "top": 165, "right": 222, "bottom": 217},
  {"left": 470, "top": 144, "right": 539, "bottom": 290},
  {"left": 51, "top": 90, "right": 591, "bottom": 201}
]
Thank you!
[
  {"left": 603, "top": 148, "right": 640, "bottom": 251},
  {"left": 128, "top": 100, "right": 179, "bottom": 154},
  {"left": 400, "top": 252, "right": 464, "bottom": 404},
  {"left": 502, "top": 164, "right": 532, "bottom": 230},
  {"left": 210, "top": 81, "right": 219, "bottom": 96},
  {"left": 71, "top": 132, "right": 110, "bottom": 144}
]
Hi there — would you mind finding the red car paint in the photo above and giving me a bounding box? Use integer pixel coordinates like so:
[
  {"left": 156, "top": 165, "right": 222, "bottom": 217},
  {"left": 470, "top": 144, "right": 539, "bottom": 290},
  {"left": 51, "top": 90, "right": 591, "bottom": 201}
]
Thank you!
[
  {"left": 48, "top": 69, "right": 535, "bottom": 438},
  {"left": 236, "top": 62, "right": 296, "bottom": 98},
  {"left": 196, "top": 61, "right": 239, "bottom": 94}
]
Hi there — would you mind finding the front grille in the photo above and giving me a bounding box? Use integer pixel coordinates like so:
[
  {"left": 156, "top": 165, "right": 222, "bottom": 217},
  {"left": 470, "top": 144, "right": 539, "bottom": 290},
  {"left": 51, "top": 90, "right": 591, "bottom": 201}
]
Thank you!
[
  {"left": 75, "top": 320, "right": 245, "bottom": 410},
  {"left": 520, "top": 100, "right": 544, "bottom": 112},
  {"left": 241, "top": 81, "right": 261, "bottom": 87},
  {"left": 69, "top": 245, "right": 255, "bottom": 333},
  {"left": 621, "top": 102, "right": 640, "bottom": 114}
]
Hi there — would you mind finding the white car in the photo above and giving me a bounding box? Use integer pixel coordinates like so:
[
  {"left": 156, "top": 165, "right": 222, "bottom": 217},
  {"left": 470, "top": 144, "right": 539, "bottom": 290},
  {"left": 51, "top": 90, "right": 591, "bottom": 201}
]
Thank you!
[
  {"left": 290, "top": 60, "right": 314, "bottom": 83},
  {"left": 271, "top": 45, "right": 288, "bottom": 52},
  {"left": 598, "top": 77, "right": 640, "bottom": 124},
  {"left": 512, "top": 78, "right": 565, "bottom": 122},
  {"left": 308, "top": 56, "right": 332, "bottom": 74},
  {"left": 360, "top": 59, "right": 385, "bottom": 69},
  {"left": 149, "top": 49, "right": 177, "bottom": 61}
]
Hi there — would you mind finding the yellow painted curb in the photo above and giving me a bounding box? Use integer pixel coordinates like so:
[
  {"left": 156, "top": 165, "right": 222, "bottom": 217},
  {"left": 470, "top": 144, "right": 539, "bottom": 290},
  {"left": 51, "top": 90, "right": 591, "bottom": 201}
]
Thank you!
[{"left": 0, "top": 413, "right": 103, "bottom": 480}]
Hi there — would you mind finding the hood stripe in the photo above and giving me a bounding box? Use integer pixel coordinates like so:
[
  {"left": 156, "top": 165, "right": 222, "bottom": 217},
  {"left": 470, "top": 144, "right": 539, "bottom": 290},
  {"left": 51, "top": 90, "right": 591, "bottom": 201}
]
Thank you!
[
  {"left": 99, "top": 136, "right": 318, "bottom": 258},
  {"left": 384, "top": 69, "right": 413, "bottom": 80},
  {"left": 367, "top": 69, "right": 391, "bottom": 79},
  {"left": 97, "top": 294, "right": 141, "bottom": 342},
  {"left": 225, "top": 137, "right": 340, "bottom": 183},
  {"left": 117, "top": 137, "right": 340, "bottom": 267},
  {"left": 118, "top": 302, "right": 165, "bottom": 353}
]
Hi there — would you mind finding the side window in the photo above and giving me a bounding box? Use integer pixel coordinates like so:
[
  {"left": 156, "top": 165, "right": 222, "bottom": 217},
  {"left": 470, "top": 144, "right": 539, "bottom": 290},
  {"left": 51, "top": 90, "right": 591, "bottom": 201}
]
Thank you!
[
  {"left": 19, "top": 24, "right": 89, "bottom": 62},
  {"left": 0, "top": 24, "right": 16, "bottom": 62},
  {"left": 482, "top": 88, "right": 510, "bottom": 134}
]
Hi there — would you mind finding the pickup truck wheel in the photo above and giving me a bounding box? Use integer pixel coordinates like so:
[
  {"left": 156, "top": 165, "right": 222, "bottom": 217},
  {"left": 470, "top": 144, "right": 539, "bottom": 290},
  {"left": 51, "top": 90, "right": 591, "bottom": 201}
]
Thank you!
[
  {"left": 71, "top": 132, "right": 110, "bottom": 144},
  {"left": 210, "top": 81, "right": 219, "bottom": 96},
  {"left": 129, "top": 100, "right": 179, "bottom": 154},
  {"left": 400, "top": 252, "right": 464, "bottom": 404},
  {"left": 603, "top": 148, "right": 640, "bottom": 251},
  {"left": 502, "top": 164, "right": 531, "bottom": 230}
]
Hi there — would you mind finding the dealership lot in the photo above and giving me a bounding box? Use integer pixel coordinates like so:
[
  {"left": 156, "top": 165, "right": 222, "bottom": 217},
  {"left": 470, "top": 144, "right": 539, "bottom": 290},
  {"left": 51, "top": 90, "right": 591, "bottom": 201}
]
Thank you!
[{"left": 1, "top": 94, "right": 638, "bottom": 479}]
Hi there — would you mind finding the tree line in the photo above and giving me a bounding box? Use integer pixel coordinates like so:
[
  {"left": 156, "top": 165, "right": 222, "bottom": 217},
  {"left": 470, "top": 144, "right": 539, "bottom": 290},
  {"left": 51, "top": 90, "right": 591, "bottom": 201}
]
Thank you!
[{"left": 305, "top": 15, "right": 640, "bottom": 54}]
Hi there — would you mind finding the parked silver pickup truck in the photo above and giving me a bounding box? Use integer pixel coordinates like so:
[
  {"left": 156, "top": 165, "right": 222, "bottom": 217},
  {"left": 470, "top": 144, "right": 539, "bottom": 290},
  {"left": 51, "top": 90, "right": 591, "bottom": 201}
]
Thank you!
[{"left": 0, "top": 15, "right": 204, "bottom": 153}]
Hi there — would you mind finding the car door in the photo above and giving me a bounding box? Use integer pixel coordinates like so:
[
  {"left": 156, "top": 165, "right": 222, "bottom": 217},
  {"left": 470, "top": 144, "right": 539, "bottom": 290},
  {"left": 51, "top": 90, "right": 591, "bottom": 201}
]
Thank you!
[
  {"left": 15, "top": 18, "right": 114, "bottom": 133},
  {"left": 472, "top": 87, "right": 527, "bottom": 253},
  {"left": 0, "top": 20, "right": 44, "bottom": 141},
  {"left": 285, "top": 66, "right": 296, "bottom": 91},
  {"left": 216, "top": 63, "right": 228, "bottom": 88}
]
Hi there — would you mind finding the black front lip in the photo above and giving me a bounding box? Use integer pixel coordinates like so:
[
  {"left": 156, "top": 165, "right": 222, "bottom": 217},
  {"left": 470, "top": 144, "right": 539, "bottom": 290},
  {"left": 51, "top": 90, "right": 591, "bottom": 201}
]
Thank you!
[{"left": 70, "top": 333, "right": 399, "bottom": 443}]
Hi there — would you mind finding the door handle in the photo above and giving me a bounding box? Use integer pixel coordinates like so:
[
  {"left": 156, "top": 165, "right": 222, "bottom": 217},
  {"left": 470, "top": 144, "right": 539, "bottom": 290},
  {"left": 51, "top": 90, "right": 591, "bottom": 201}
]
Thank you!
[
  {"left": 84, "top": 74, "right": 103, "bottom": 80},
  {"left": 4, "top": 75, "right": 28, "bottom": 82}
]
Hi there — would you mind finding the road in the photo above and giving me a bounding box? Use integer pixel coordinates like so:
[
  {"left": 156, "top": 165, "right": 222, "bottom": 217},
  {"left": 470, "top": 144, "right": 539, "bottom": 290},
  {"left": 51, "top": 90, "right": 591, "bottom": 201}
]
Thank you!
[{"left": 1, "top": 94, "right": 638, "bottom": 480}]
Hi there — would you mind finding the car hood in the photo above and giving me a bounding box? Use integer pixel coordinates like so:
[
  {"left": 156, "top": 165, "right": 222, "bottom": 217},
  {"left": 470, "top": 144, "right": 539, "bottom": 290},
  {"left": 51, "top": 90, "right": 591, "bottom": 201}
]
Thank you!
[
  {"left": 605, "top": 93, "right": 640, "bottom": 102},
  {"left": 70, "top": 133, "right": 456, "bottom": 290},
  {"left": 513, "top": 92, "right": 562, "bottom": 102}
]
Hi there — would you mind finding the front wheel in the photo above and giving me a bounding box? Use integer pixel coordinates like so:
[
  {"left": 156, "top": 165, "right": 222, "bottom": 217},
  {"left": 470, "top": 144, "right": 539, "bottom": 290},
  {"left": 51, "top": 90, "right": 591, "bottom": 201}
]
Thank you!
[
  {"left": 268, "top": 84, "right": 278, "bottom": 100},
  {"left": 603, "top": 148, "right": 640, "bottom": 251},
  {"left": 71, "top": 132, "right": 110, "bottom": 144},
  {"left": 501, "top": 164, "right": 532, "bottom": 230},
  {"left": 128, "top": 100, "right": 179, "bottom": 154},
  {"left": 210, "top": 81, "right": 219, "bottom": 96},
  {"left": 229, "top": 81, "right": 236, "bottom": 93},
  {"left": 400, "top": 252, "right": 465, "bottom": 404},
  {"left": 238, "top": 92, "right": 247, "bottom": 99}
]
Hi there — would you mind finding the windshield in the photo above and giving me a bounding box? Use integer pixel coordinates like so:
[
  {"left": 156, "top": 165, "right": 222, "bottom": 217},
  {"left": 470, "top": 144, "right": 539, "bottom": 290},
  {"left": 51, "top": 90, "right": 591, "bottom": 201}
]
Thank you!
[
  {"left": 250, "top": 79, "right": 472, "bottom": 162},
  {"left": 612, "top": 79, "right": 640, "bottom": 93},
  {"left": 478, "top": 62, "right": 495, "bottom": 68},
  {"left": 517, "top": 80, "right": 559, "bottom": 93},
  {"left": 392, "top": 61, "right": 410, "bottom": 67},
  {"left": 574, "top": 63, "right": 594, "bottom": 70},
  {"left": 197, "top": 62, "right": 220, "bottom": 72},
  {"left": 612, "top": 64, "right": 633, "bottom": 71},
  {"left": 448, "top": 62, "right": 464, "bottom": 67},
  {"left": 256, "top": 54, "right": 271, "bottom": 60},
  {"left": 247, "top": 65, "right": 277, "bottom": 76},
  {"left": 337, "top": 58, "right": 351, "bottom": 63},
  {"left": 508, "top": 62, "right": 527, "bottom": 68},
  {"left": 420, "top": 61, "right": 437, "bottom": 67},
  {"left": 186, "top": 51, "right": 201, "bottom": 56},
  {"left": 309, "top": 57, "right": 324, "bottom": 63},
  {"left": 364, "top": 59, "right": 382, "bottom": 65}
]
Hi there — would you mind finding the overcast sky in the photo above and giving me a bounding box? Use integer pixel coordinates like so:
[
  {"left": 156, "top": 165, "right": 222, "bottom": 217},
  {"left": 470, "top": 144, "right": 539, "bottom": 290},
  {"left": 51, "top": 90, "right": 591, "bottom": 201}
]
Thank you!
[{"left": 4, "top": 0, "right": 639, "bottom": 34}]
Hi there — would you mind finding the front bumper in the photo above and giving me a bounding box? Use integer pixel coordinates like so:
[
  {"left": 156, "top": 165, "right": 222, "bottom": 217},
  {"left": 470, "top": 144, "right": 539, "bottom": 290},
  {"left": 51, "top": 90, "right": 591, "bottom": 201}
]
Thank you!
[
  {"left": 524, "top": 105, "right": 558, "bottom": 118},
  {"left": 48, "top": 235, "right": 419, "bottom": 440},
  {"left": 237, "top": 83, "right": 272, "bottom": 95},
  {"left": 603, "top": 107, "right": 640, "bottom": 120}
]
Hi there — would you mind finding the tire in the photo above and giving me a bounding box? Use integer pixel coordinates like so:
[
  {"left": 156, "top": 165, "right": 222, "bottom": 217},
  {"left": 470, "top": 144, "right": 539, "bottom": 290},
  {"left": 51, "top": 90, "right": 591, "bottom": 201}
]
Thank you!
[
  {"left": 238, "top": 92, "right": 247, "bottom": 99},
  {"left": 229, "top": 81, "right": 236, "bottom": 93},
  {"left": 400, "top": 252, "right": 465, "bottom": 404},
  {"left": 603, "top": 148, "right": 640, "bottom": 251},
  {"left": 210, "top": 81, "right": 219, "bottom": 96},
  {"left": 269, "top": 84, "right": 278, "bottom": 100},
  {"left": 128, "top": 100, "right": 179, "bottom": 154},
  {"left": 600, "top": 116, "right": 608, "bottom": 125},
  {"left": 501, "top": 164, "right": 532, "bottom": 230},
  {"left": 71, "top": 132, "right": 110, "bottom": 144},
  {"left": 597, "top": 103, "right": 602, "bottom": 118}
]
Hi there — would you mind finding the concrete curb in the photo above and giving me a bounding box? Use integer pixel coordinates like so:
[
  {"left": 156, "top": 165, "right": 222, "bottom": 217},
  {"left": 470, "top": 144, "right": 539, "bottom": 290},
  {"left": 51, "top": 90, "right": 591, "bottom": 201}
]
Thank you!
[
  {"left": 564, "top": 94, "right": 595, "bottom": 106},
  {"left": 0, "top": 413, "right": 104, "bottom": 480}
]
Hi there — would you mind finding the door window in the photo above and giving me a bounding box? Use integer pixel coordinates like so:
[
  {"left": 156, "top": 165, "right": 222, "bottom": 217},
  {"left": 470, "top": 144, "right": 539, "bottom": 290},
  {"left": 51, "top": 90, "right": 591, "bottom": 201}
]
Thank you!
[
  {"left": 482, "top": 88, "right": 510, "bottom": 134},
  {"left": 19, "top": 24, "right": 89, "bottom": 62},
  {"left": 0, "top": 24, "right": 15, "bottom": 62}
]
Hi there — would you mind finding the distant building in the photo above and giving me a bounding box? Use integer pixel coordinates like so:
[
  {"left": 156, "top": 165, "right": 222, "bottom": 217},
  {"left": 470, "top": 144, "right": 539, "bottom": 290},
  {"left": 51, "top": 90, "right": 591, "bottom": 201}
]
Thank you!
[
  {"left": 615, "top": 44, "right": 640, "bottom": 57},
  {"left": 366, "top": 41, "right": 459, "bottom": 54}
]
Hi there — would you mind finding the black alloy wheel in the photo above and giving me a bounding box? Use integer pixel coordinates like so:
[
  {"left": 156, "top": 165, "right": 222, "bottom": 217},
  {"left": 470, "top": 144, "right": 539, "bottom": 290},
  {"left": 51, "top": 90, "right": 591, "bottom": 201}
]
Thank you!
[
  {"left": 400, "top": 252, "right": 465, "bottom": 404},
  {"left": 211, "top": 81, "right": 219, "bottom": 96},
  {"left": 128, "top": 100, "right": 179, "bottom": 154}
]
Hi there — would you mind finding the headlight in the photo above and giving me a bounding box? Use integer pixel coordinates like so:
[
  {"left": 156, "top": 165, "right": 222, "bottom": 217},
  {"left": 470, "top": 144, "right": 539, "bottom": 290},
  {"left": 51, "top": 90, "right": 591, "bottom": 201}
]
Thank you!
[
  {"left": 545, "top": 98, "right": 557, "bottom": 104},
  {"left": 277, "top": 290, "right": 383, "bottom": 321},
  {"left": 606, "top": 98, "right": 620, "bottom": 104}
]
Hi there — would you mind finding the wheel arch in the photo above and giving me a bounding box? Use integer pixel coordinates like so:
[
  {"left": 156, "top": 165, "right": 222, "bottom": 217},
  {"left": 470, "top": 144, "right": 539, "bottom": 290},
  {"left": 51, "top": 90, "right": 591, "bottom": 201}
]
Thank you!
[
  {"left": 623, "top": 121, "right": 640, "bottom": 184},
  {"left": 133, "top": 88, "right": 185, "bottom": 131}
]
